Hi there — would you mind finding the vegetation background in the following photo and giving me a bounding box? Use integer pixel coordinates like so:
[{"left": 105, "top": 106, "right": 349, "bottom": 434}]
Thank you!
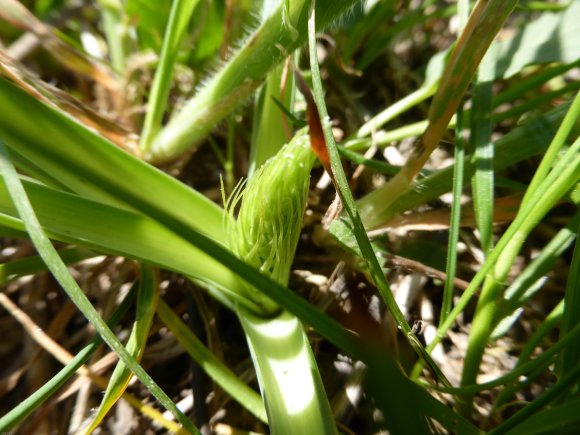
[{"left": 0, "top": 0, "right": 579, "bottom": 434}]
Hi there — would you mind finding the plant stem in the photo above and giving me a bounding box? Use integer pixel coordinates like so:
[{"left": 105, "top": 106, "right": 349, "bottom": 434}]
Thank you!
[{"left": 146, "top": 0, "right": 358, "bottom": 163}]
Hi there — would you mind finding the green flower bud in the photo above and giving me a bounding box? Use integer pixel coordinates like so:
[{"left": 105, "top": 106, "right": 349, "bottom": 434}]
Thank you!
[{"left": 228, "top": 132, "right": 315, "bottom": 315}]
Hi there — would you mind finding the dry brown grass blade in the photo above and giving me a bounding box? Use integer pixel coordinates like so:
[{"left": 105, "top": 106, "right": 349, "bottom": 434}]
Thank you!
[
  {"left": 406, "top": 0, "right": 518, "bottom": 180},
  {"left": 0, "top": 0, "right": 118, "bottom": 91},
  {"left": 359, "top": 0, "right": 518, "bottom": 229},
  {"left": 371, "top": 195, "right": 523, "bottom": 233},
  {"left": 0, "top": 292, "right": 186, "bottom": 433}
]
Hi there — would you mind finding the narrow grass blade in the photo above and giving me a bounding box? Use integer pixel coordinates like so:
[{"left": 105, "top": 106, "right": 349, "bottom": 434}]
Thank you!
[
  {"left": 0, "top": 140, "right": 198, "bottom": 434},
  {"left": 0, "top": 286, "right": 136, "bottom": 432},
  {"left": 522, "top": 90, "right": 580, "bottom": 207},
  {"left": 440, "top": 106, "right": 465, "bottom": 323},
  {"left": 502, "top": 396, "right": 580, "bottom": 435},
  {"left": 140, "top": 0, "right": 200, "bottom": 153},
  {"left": 470, "top": 43, "right": 497, "bottom": 256},
  {"left": 306, "top": 1, "right": 450, "bottom": 387},
  {"left": 337, "top": 146, "right": 401, "bottom": 176},
  {"left": 356, "top": 82, "right": 437, "bottom": 138},
  {"left": 489, "top": 363, "right": 580, "bottom": 435},
  {"left": 0, "top": 247, "right": 98, "bottom": 284},
  {"left": 83, "top": 265, "right": 160, "bottom": 434},
  {"left": 558, "top": 218, "right": 580, "bottom": 378},
  {"left": 491, "top": 213, "right": 580, "bottom": 338},
  {"left": 156, "top": 299, "right": 267, "bottom": 423},
  {"left": 492, "top": 300, "right": 564, "bottom": 413}
]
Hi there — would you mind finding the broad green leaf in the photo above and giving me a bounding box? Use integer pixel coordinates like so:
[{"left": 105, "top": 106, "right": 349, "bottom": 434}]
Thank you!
[
  {"left": 0, "top": 77, "right": 227, "bottom": 244},
  {"left": 496, "top": 1, "right": 580, "bottom": 79},
  {"left": 0, "top": 177, "right": 249, "bottom": 308}
]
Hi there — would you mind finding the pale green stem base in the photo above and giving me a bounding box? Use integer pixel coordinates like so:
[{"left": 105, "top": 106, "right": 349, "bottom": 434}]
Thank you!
[{"left": 239, "top": 309, "right": 338, "bottom": 435}]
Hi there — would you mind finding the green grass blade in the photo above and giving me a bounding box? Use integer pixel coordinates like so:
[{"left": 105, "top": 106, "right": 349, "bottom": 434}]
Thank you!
[
  {"left": 440, "top": 106, "right": 465, "bottom": 323},
  {"left": 156, "top": 299, "right": 267, "bottom": 423},
  {"left": 140, "top": 0, "right": 200, "bottom": 153},
  {"left": 558, "top": 218, "right": 580, "bottom": 378},
  {"left": 522, "top": 90, "right": 580, "bottom": 207},
  {"left": 502, "top": 396, "right": 580, "bottom": 435},
  {"left": 0, "top": 247, "right": 98, "bottom": 284},
  {"left": 337, "top": 146, "right": 401, "bottom": 176},
  {"left": 84, "top": 265, "right": 159, "bottom": 433},
  {"left": 492, "top": 59, "right": 580, "bottom": 108},
  {"left": 0, "top": 139, "right": 199, "bottom": 434},
  {"left": 489, "top": 364, "right": 580, "bottom": 435},
  {"left": 470, "top": 43, "right": 497, "bottom": 256},
  {"left": 355, "top": 82, "right": 437, "bottom": 138},
  {"left": 492, "top": 213, "right": 580, "bottom": 338},
  {"left": 248, "top": 63, "right": 294, "bottom": 177},
  {"left": 492, "top": 300, "right": 564, "bottom": 413},
  {"left": 306, "top": 1, "right": 450, "bottom": 387},
  {"left": 0, "top": 286, "right": 136, "bottom": 432}
]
